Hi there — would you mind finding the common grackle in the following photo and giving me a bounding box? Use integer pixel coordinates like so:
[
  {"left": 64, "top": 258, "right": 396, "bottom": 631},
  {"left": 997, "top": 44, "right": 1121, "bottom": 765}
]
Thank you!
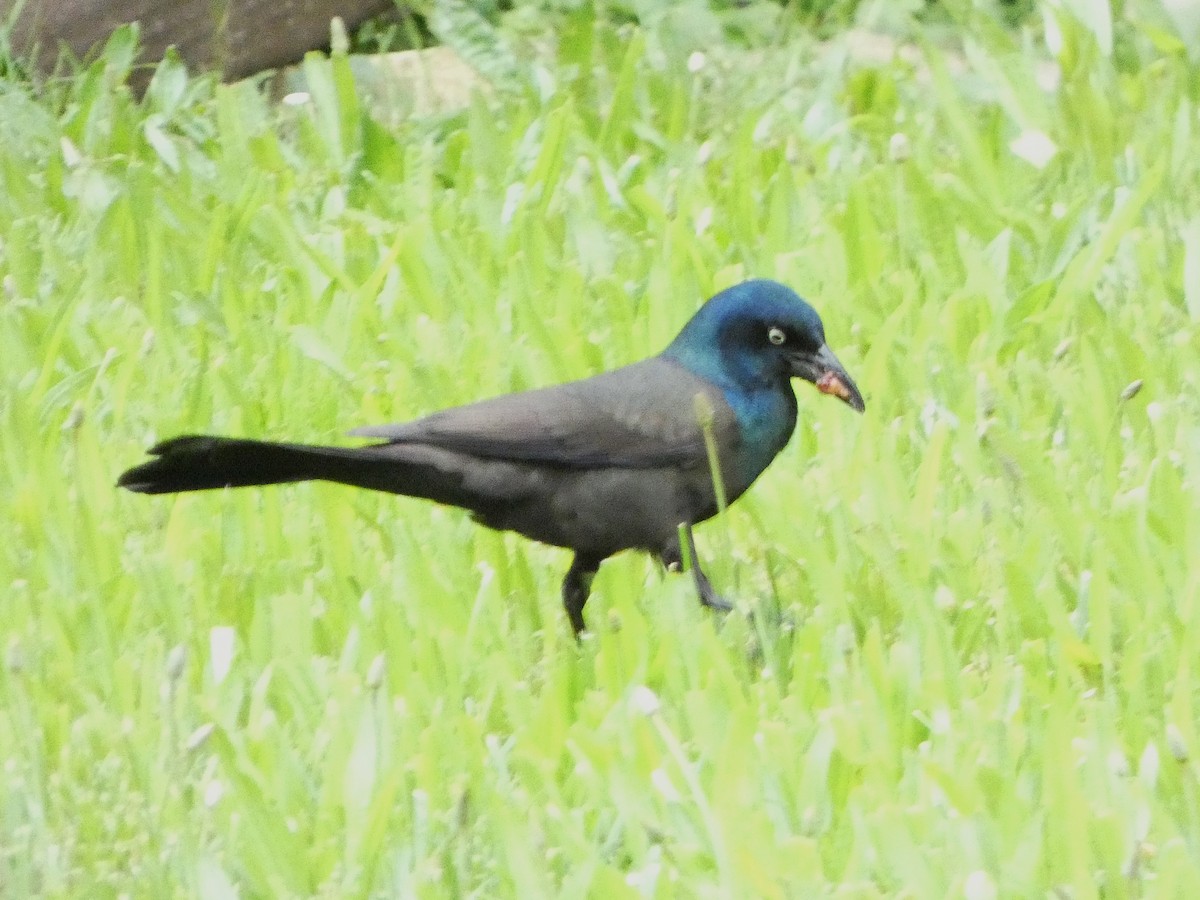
[{"left": 118, "top": 279, "right": 864, "bottom": 633}]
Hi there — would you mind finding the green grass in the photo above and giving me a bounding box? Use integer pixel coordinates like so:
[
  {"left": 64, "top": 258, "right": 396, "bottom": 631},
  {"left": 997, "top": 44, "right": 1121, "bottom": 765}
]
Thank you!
[{"left": 3, "top": 3, "right": 1200, "bottom": 896}]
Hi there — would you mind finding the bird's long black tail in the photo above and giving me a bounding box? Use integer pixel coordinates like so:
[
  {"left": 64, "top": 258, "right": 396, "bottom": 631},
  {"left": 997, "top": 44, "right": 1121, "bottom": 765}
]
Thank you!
[{"left": 117, "top": 435, "right": 422, "bottom": 496}]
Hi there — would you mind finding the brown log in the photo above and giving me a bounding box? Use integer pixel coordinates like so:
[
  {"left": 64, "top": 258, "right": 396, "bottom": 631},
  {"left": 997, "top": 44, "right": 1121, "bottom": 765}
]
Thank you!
[{"left": 5, "top": 0, "right": 398, "bottom": 81}]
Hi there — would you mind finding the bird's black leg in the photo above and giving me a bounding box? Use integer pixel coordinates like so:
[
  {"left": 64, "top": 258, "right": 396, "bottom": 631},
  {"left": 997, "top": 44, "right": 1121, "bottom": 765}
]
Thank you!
[
  {"left": 663, "top": 525, "right": 733, "bottom": 614},
  {"left": 684, "top": 525, "right": 734, "bottom": 613},
  {"left": 562, "top": 553, "right": 603, "bottom": 635}
]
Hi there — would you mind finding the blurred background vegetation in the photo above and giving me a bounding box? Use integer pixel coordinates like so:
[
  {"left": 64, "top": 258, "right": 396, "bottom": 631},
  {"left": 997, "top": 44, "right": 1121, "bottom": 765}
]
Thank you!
[{"left": 3, "top": 0, "right": 1199, "bottom": 896}]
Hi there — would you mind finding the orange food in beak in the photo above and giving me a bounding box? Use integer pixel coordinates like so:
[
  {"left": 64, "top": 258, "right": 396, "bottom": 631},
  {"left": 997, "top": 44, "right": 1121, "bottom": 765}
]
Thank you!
[{"left": 816, "top": 370, "right": 854, "bottom": 403}]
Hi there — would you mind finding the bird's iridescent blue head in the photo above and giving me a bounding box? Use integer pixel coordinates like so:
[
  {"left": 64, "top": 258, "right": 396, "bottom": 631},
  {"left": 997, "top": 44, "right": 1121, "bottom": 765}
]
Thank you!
[{"left": 664, "top": 279, "right": 865, "bottom": 412}]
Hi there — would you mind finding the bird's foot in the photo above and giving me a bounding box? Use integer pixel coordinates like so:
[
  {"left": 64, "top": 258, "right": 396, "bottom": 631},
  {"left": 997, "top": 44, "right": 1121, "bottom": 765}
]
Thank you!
[{"left": 696, "top": 581, "right": 733, "bottom": 614}]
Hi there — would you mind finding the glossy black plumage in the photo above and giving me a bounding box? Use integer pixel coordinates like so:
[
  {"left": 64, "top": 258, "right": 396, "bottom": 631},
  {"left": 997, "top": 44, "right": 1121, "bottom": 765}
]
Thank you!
[{"left": 118, "top": 279, "right": 864, "bottom": 633}]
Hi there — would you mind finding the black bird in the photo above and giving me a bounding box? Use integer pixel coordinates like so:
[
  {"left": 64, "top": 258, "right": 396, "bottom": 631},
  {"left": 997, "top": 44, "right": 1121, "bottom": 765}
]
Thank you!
[{"left": 118, "top": 279, "right": 864, "bottom": 633}]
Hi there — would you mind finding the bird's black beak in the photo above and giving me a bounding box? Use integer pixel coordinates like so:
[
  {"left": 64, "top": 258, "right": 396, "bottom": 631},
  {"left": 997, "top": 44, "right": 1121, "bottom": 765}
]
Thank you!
[{"left": 790, "top": 344, "right": 865, "bottom": 412}]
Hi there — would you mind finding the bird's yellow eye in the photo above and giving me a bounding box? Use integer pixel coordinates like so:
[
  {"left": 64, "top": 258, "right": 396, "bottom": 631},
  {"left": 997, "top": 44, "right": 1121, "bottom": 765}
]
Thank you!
[{"left": 768, "top": 326, "right": 787, "bottom": 345}]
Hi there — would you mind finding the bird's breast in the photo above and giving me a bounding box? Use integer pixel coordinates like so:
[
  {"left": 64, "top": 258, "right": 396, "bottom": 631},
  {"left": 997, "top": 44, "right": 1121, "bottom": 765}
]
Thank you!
[{"left": 721, "top": 384, "right": 798, "bottom": 484}]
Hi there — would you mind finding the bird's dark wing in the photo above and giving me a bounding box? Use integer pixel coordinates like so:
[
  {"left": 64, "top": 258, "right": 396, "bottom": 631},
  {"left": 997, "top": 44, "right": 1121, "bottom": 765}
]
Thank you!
[{"left": 350, "top": 357, "right": 739, "bottom": 469}]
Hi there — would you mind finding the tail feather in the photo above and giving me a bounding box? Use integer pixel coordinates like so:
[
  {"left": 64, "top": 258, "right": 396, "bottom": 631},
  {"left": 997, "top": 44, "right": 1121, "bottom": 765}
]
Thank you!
[
  {"left": 116, "top": 435, "right": 534, "bottom": 527},
  {"left": 117, "top": 435, "right": 403, "bottom": 495}
]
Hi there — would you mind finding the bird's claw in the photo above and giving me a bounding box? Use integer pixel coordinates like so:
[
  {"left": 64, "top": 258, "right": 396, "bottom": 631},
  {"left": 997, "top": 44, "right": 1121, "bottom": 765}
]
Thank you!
[{"left": 697, "top": 586, "right": 733, "bottom": 614}]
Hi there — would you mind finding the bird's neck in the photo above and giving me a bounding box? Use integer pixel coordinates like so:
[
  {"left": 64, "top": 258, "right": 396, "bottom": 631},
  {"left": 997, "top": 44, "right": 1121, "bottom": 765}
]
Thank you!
[
  {"left": 659, "top": 348, "right": 798, "bottom": 457},
  {"left": 662, "top": 341, "right": 785, "bottom": 398}
]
